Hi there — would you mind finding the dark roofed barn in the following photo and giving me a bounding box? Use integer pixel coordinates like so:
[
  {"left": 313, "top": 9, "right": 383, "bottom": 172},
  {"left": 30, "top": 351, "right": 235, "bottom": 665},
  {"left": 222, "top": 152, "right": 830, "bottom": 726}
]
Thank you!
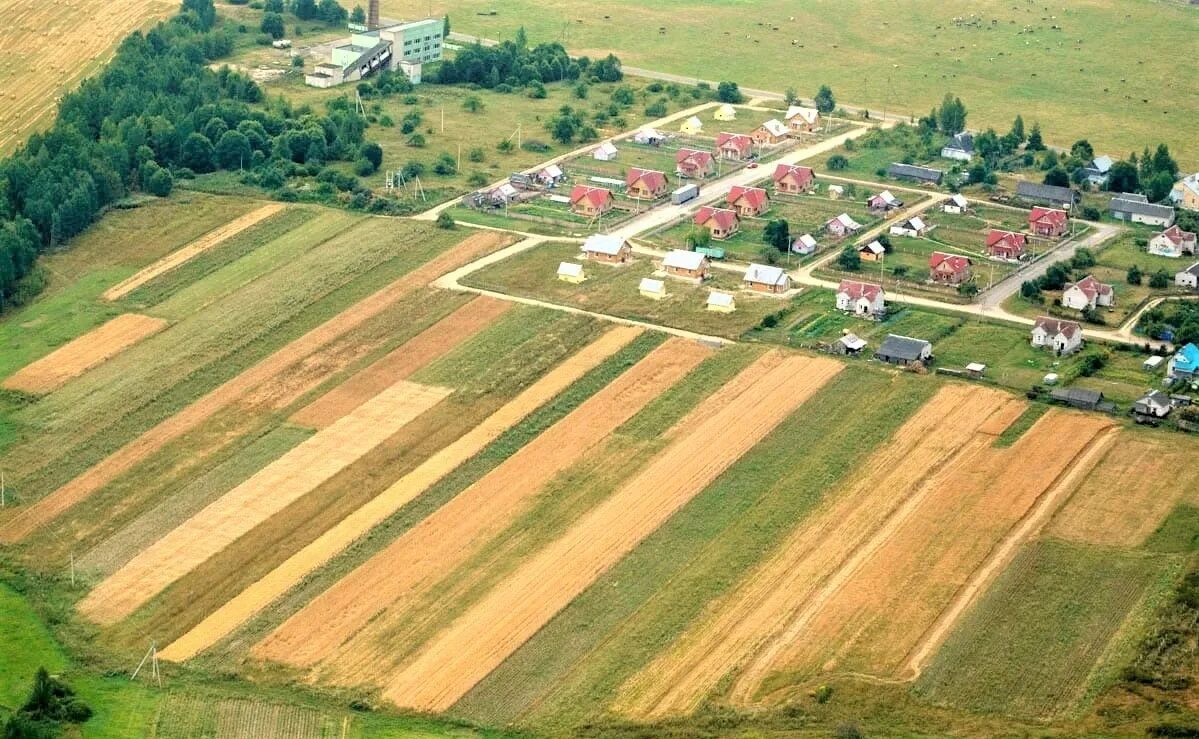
[
  {"left": 1016, "top": 181, "right": 1080, "bottom": 209},
  {"left": 875, "top": 334, "right": 932, "bottom": 367},
  {"left": 887, "top": 163, "right": 943, "bottom": 185}
]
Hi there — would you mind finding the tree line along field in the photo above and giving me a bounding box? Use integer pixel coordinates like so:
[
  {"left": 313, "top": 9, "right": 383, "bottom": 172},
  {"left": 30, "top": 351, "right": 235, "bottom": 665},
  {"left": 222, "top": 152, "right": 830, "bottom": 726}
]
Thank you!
[
  {"left": 397, "top": 0, "right": 1199, "bottom": 166},
  {"left": 1, "top": 191, "right": 1198, "bottom": 739}
]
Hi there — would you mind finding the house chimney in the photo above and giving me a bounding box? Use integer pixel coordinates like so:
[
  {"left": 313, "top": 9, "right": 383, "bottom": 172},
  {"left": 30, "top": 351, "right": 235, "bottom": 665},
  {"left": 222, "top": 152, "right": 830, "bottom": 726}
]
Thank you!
[{"left": 368, "top": 0, "right": 379, "bottom": 29}]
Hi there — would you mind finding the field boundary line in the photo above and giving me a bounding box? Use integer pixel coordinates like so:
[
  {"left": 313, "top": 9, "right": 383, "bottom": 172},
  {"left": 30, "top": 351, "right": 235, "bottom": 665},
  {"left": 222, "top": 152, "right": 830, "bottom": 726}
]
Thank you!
[
  {"left": 898, "top": 422, "right": 1118, "bottom": 681},
  {"left": 102, "top": 203, "right": 287, "bottom": 301}
]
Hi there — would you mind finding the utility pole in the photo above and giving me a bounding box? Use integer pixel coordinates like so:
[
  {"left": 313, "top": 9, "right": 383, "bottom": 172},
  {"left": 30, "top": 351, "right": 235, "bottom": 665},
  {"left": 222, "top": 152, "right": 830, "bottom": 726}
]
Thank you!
[
  {"left": 69, "top": 553, "right": 75, "bottom": 587},
  {"left": 440, "top": 105, "right": 445, "bottom": 133},
  {"left": 1, "top": 469, "right": 5, "bottom": 507}
]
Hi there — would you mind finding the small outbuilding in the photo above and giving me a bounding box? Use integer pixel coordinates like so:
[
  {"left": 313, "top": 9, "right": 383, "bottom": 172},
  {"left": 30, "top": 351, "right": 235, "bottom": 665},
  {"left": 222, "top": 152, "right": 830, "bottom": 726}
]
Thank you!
[
  {"left": 592, "top": 141, "right": 619, "bottom": 161},
  {"left": 713, "top": 103, "right": 737, "bottom": 121},
  {"left": 943, "top": 193, "right": 970, "bottom": 214},
  {"left": 557, "top": 261, "right": 585, "bottom": 283},
  {"left": 679, "top": 115, "right": 704, "bottom": 135},
  {"left": 706, "top": 291, "right": 736, "bottom": 313},
  {"left": 1049, "top": 387, "right": 1105, "bottom": 411},
  {"left": 639, "top": 277, "right": 667, "bottom": 300},
  {"left": 792, "top": 233, "right": 818, "bottom": 255},
  {"left": 858, "top": 240, "right": 886, "bottom": 262}
]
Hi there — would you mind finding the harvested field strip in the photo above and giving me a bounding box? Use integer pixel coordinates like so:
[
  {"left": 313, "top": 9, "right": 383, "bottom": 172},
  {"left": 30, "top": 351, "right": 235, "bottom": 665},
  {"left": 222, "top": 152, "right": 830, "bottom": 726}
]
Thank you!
[
  {"left": 79, "top": 381, "right": 453, "bottom": 624},
  {"left": 269, "top": 339, "right": 710, "bottom": 675},
  {"left": 613, "top": 385, "right": 1022, "bottom": 719},
  {"left": 154, "top": 693, "right": 336, "bottom": 739},
  {"left": 1047, "top": 432, "right": 1199, "bottom": 548},
  {"left": 0, "top": 230, "right": 511, "bottom": 544},
  {"left": 456, "top": 371, "right": 933, "bottom": 728},
  {"left": 77, "top": 426, "right": 314, "bottom": 577},
  {"left": 291, "top": 297, "right": 512, "bottom": 429},
  {"left": 102, "top": 204, "right": 287, "bottom": 301},
  {"left": 381, "top": 354, "right": 843, "bottom": 711},
  {"left": 916, "top": 540, "right": 1167, "bottom": 718},
  {"left": 1, "top": 314, "right": 168, "bottom": 394},
  {"left": 164, "top": 327, "right": 644, "bottom": 662},
  {"left": 744, "top": 411, "right": 1114, "bottom": 701}
]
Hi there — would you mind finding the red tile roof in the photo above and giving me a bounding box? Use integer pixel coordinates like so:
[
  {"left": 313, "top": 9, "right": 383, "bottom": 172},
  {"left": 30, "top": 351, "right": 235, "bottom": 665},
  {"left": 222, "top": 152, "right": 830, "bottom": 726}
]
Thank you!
[
  {"left": 773, "top": 163, "right": 814, "bottom": 188},
  {"left": 727, "top": 185, "right": 770, "bottom": 211},
  {"left": 627, "top": 167, "right": 667, "bottom": 191},
  {"left": 1034, "top": 316, "right": 1081, "bottom": 339},
  {"left": 1070, "top": 274, "right": 1113, "bottom": 299},
  {"left": 1160, "top": 225, "right": 1197, "bottom": 246},
  {"left": 986, "top": 229, "right": 1027, "bottom": 250},
  {"left": 837, "top": 279, "right": 883, "bottom": 301},
  {"left": 676, "top": 148, "right": 713, "bottom": 166},
  {"left": 1029, "top": 206, "right": 1068, "bottom": 228},
  {"left": 570, "top": 185, "right": 611, "bottom": 208},
  {"left": 694, "top": 206, "right": 739, "bottom": 231},
  {"left": 929, "top": 251, "right": 972, "bottom": 273},
  {"left": 715, "top": 132, "right": 753, "bottom": 155}
]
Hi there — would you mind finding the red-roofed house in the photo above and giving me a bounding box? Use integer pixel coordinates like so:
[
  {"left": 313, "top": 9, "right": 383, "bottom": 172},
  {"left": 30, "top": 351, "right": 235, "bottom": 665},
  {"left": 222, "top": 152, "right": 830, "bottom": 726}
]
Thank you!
[
  {"left": 694, "top": 206, "right": 740, "bottom": 240},
  {"left": 986, "top": 230, "right": 1027, "bottom": 260},
  {"left": 928, "top": 251, "right": 973, "bottom": 285},
  {"left": 1031, "top": 316, "right": 1083, "bottom": 355},
  {"left": 570, "top": 185, "right": 613, "bottom": 217},
  {"left": 1028, "top": 206, "right": 1069, "bottom": 237},
  {"left": 675, "top": 148, "right": 715, "bottom": 179},
  {"left": 626, "top": 168, "right": 669, "bottom": 199},
  {"left": 835, "top": 279, "right": 886, "bottom": 316},
  {"left": 1062, "top": 275, "right": 1115, "bottom": 311},
  {"left": 773, "top": 164, "right": 815, "bottom": 194},
  {"left": 727, "top": 186, "right": 771, "bottom": 217},
  {"left": 1149, "top": 225, "right": 1198, "bottom": 258},
  {"left": 715, "top": 132, "right": 753, "bottom": 160}
]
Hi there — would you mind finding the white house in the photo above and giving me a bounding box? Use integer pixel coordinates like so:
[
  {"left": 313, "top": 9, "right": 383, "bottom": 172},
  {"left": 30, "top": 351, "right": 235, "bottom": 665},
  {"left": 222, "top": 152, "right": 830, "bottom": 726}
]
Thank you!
[
  {"left": 639, "top": 277, "right": 666, "bottom": 300},
  {"left": 1061, "top": 275, "right": 1115, "bottom": 311},
  {"left": 557, "top": 261, "right": 585, "bottom": 284},
  {"left": 889, "top": 216, "right": 928, "bottom": 237},
  {"left": 940, "top": 132, "right": 974, "bottom": 162},
  {"left": 792, "top": 233, "right": 818, "bottom": 255},
  {"left": 835, "top": 279, "right": 885, "bottom": 316},
  {"left": 593, "top": 141, "right": 618, "bottom": 161},
  {"left": 943, "top": 194, "right": 970, "bottom": 214},
  {"left": 1148, "top": 225, "right": 1197, "bottom": 258},
  {"left": 784, "top": 105, "right": 821, "bottom": 133},
  {"left": 1031, "top": 316, "right": 1083, "bottom": 355},
  {"left": 632, "top": 127, "right": 666, "bottom": 145},
  {"left": 1176, "top": 262, "right": 1199, "bottom": 290},
  {"left": 825, "top": 212, "right": 862, "bottom": 237}
]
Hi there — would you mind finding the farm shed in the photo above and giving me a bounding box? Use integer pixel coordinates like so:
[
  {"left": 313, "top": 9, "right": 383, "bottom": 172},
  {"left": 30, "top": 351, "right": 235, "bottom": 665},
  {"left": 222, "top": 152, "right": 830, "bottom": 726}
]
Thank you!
[
  {"left": 834, "top": 333, "right": 867, "bottom": 355},
  {"left": 1144, "top": 355, "right": 1166, "bottom": 371},
  {"left": 890, "top": 216, "right": 928, "bottom": 237},
  {"left": 713, "top": 103, "right": 737, "bottom": 121},
  {"left": 680, "top": 115, "right": 704, "bottom": 135},
  {"left": 876, "top": 334, "right": 932, "bottom": 367},
  {"left": 943, "top": 193, "right": 970, "bottom": 213},
  {"left": 887, "top": 163, "right": 944, "bottom": 185},
  {"left": 633, "top": 127, "right": 666, "bottom": 145},
  {"left": 1049, "top": 387, "right": 1106, "bottom": 411},
  {"left": 743, "top": 263, "right": 791, "bottom": 293},
  {"left": 859, "top": 240, "right": 886, "bottom": 262},
  {"left": 639, "top": 277, "right": 667, "bottom": 300},
  {"left": 792, "top": 233, "right": 818, "bottom": 255},
  {"left": 1016, "top": 181, "right": 1079, "bottom": 210},
  {"left": 581, "top": 234, "right": 632, "bottom": 264},
  {"left": 557, "top": 262, "right": 585, "bottom": 283},
  {"left": 592, "top": 141, "right": 618, "bottom": 161},
  {"left": 706, "top": 291, "right": 736, "bottom": 312},
  {"left": 1110, "top": 196, "right": 1176, "bottom": 227},
  {"left": 662, "top": 249, "right": 709, "bottom": 281}
]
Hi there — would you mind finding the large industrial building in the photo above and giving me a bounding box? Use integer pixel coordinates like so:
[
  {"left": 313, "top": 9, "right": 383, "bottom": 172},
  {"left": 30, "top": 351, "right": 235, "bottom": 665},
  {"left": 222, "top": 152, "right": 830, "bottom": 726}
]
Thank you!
[{"left": 305, "top": 11, "right": 442, "bottom": 88}]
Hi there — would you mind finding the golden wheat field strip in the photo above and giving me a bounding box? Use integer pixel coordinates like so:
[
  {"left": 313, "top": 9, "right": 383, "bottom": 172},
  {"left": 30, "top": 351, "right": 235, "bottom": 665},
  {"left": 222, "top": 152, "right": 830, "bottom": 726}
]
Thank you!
[
  {"left": 613, "top": 385, "right": 1023, "bottom": 719},
  {"left": 0, "top": 231, "right": 510, "bottom": 545},
  {"left": 1, "top": 314, "right": 169, "bottom": 394},
  {"left": 290, "top": 296, "right": 512, "bottom": 429},
  {"left": 158, "top": 326, "right": 644, "bottom": 662},
  {"left": 737, "top": 411, "right": 1114, "bottom": 703},
  {"left": 266, "top": 338, "right": 710, "bottom": 675},
  {"left": 78, "top": 380, "right": 452, "bottom": 624},
  {"left": 379, "top": 354, "right": 842, "bottom": 712},
  {"left": 101, "top": 204, "right": 288, "bottom": 301}
]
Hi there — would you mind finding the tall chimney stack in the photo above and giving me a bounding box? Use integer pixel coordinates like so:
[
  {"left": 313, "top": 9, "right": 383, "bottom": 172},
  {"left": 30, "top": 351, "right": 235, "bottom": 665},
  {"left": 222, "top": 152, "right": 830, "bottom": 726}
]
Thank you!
[{"left": 368, "top": 0, "right": 379, "bottom": 29}]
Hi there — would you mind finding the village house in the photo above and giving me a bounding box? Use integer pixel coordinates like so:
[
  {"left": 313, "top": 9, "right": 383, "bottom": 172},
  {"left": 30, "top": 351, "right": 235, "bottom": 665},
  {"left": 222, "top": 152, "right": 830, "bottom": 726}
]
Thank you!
[
  {"left": 557, "top": 261, "right": 585, "bottom": 283},
  {"left": 1133, "top": 389, "right": 1173, "bottom": 421},
  {"left": 792, "top": 233, "right": 818, "bottom": 255},
  {"left": 784, "top": 105, "right": 821, "bottom": 133},
  {"left": 940, "top": 132, "right": 974, "bottom": 162},
  {"left": 569, "top": 185, "right": 614, "bottom": 217},
  {"left": 868, "top": 190, "right": 903, "bottom": 212},
  {"left": 828, "top": 184, "right": 845, "bottom": 199},
  {"left": 580, "top": 233, "right": 632, "bottom": 264},
  {"left": 859, "top": 240, "right": 886, "bottom": 262},
  {"left": 986, "top": 229, "right": 1027, "bottom": 260},
  {"left": 693, "top": 206, "right": 740, "bottom": 240},
  {"left": 751, "top": 119, "right": 790, "bottom": 146},
  {"left": 715, "top": 132, "right": 754, "bottom": 160},
  {"left": 833, "top": 333, "right": 868, "bottom": 356},
  {"left": 679, "top": 115, "right": 704, "bottom": 135},
  {"left": 536, "top": 164, "right": 566, "bottom": 187},
  {"left": 675, "top": 148, "right": 716, "bottom": 179},
  {"left": 743, "top": 263, "right": 791, "bottom": 293},
  {"left": 943, "top": 193, "right": 970, "bottom": 214},
  {"left": 928, "top": 251, "right": 973, "bottom": 285},
  {"left": 1175, "top": 262, "right": 1199, "bottom": 290},
  {"left": 1031, "top": 316, "right": 1083, "bottom": 355},
  {"left": 727, "top": 185, "right": 771, "bottom": 217},
  {"left": 1169, "top": 343, "right": 1199, "bottom": 380},
  {"left": 1172, "top": 173, "right": 1199, "bottom": 211},
  {"left": 1028, "top": 206, "right": 1069, "bottom": 237},
  {"left": 662, "top": 249, "right": 709, "bottom": 282},
  {"left": 887, "top": 163, "right": 944, "bottom": 185},
  {"left": 638, "top": 277, "right": 666, "bottom": 300},
  {"left": 626, "top": 168, "right": 669, "bottom": 199},
  {"left": 876, "top": 334, "right": 932, "bottom": 367},
  {"left": 773, "top": 163, "right": 815, "bottom": 194},
  {"left": 592, "top": 141, "right": 618, "bottom": 161},
  {"left": 826, "top": 213, "right": 862, "bottom": 237},
  {"left": 1016, "top": 181, "right": 1079, "bottom": 210},
  {"left": 706, "top": 291, "right": 736, "bottom": 313},
  {"left": 1110, "top": 194, "right": 1176, "bottom": 227},
  {"left": 632, "top": 127, "right": 666, "bottom": 146},
  {"left": 836, "top": 279, "right": 886, "bottom": 316},
  {"left": 1081, "top": 156, "right": 1113, "bottom": 188},
  {"left": 713, "top": 103, "right": 737, "bottom": 121},
  {"left": 1150, "top": 225, "right": 1198, "bottom": 258},
  {"left": 890, "top": 216, "right": 928, "bottom": 237},
  {"left": 1061, "top": 274, "right": 1115, "bottom": 311},
  {"left": 486, "top": 182, "right": 520, "bottom": 206}
]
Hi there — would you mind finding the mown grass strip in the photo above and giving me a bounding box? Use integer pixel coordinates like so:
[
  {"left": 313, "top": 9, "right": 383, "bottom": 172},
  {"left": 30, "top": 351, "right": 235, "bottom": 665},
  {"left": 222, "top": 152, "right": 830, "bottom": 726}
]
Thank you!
[
  {"left": 454, "top": 368, "right": 935, "bottom": 729},
  {"left": 992, "top": 403, "right": 1048, "bottom": 448},
  {"left": 1144, "top": 505, "right": 1199, "bottom": 554}
]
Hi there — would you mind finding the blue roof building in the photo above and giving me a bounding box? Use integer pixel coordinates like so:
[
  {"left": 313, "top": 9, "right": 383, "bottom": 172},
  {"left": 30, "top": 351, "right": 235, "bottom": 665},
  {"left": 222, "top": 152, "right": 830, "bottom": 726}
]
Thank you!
[{"left": 1168, "top": 343, "right": 1199, "bottom": 379}]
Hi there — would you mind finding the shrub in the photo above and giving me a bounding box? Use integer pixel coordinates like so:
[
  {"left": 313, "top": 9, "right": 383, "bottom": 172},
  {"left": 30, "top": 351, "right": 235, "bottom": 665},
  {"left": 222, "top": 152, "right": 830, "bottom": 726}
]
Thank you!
[
  {"left": 644, "top": 101, "right": 667, "bottom": 117},
  {"left": 436, "top": 210, "right": 455, "bottom": 229},
  {"left": 827, "top": 154, "right": 849, "bottom": 171},
  {"left": 406, "top": 133, "right": 426, "bottom": 147},
  {"left": 1150, "top": 269, "right": 1170, "bottom": 288},
  {"left": 467, "top": 147, "right": 485, "bottom": 163}
]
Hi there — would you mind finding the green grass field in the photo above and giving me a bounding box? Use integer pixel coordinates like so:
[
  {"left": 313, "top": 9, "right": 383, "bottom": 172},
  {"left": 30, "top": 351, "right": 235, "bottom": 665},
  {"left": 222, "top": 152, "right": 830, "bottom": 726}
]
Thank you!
[{"left": 395, "top": 0, "right": 1199, "bottom": 166}]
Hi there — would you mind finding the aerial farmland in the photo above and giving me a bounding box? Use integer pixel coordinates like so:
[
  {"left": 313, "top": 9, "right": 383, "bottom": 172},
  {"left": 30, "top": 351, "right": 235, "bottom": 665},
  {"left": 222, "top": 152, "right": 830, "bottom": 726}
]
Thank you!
[{"left": 1, "top": 0, "right": 1199, "bottom": 737}]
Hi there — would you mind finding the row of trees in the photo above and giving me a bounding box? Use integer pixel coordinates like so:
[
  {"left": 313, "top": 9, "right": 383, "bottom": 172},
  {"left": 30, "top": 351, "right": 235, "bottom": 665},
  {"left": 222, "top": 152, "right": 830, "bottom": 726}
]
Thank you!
[
  {"left": 0, "top": 0, "right": 375, "bottom": 309},
  {"left": 431, "top": 29, "right": 621, "bottom": 89}
]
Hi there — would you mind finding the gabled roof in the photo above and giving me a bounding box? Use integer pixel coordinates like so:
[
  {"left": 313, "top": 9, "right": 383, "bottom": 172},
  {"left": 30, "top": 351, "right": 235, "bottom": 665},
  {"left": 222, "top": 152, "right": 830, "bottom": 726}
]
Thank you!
[
  {"left": 581, "top": 234, "right": 627, "bottom": 256},
  {"left": 837, "top": 279, "right": 884, "bottom": 301},
  {"left": 900, "top": 216, "right": 927, "bottom": 231},
  {"left": 945, "top": 132, "right": 974, "bottom": 153},
  {"left": 593, "top": 141, "right": 618, "bottom": 156},
  {"left": 1033, "top": 316, "right": 1082, "bottom": 339},
  {"left": 728, "top": 185, "right": 770, "bottom": 210},
  {"left": 948, "top": 193, "right": 969, "bottom": 208},
  {"left": 757, "top": 119, "right": 789, "bottom": 137},
  {"left": 714, "top": 103, "right": 737, "bottom": 117},
  {"left": 626, "top": 167, "right": 667, "bottom": 191},
  {"left": 540, "top": 164, "right": 564, "bottom": 179},
  {"left": 870, "top": 190, "right": 901, "bottom": 206},
  {"left": 744, "top": 263, "right": 788, "bottom": 287},
  {"left": 1179, "top": 261, "right": 1199, "bottom": 278},
  {"left": 1091, "top": 155, "right": 1114, "bottom": 174},
  {"left": 784, "top": 105, "right": 820, "bottom": 125},
  {"left": 682, "top": 115, "right": 703, "bottom": 129},
  {"left": 570, "top": 185, "right": 611, "bottom": 207},
  {"left": 675, "top": 148, "right": 713, "bottom": 167},
  {"left": 1158, "top": 225, "right": 1197, "bottom": 246},
  {"left": 632, "top": 127, "right": 664, "bottom": 143},
  {"left": 1067, "top": 274, "right": 1114, "bottom": 299},
  {"left": 860, "top": 241, "right": 885, "bottom": 255},
  {"left": 1137, "top": 389, "right": 1172, "bottom": 411},
  {"left": 1174, "top": 343, "right": 1199, "bottom": 372},
  {"left": 557, "top": 261, "right": 584, "bottom": 277},
  {"left": 773, "top": 163, "right": 814, "bottom": 187},
  {"left": 1111, "top": 197, "right": 1175, "bottom": 220},
  {"left": 795, "top": 233, "right": 818, "bottom": 249},
  {"left": 828, "top": 213, "right": 862, "bottom": 230},
  {"left": 987, "top": 229, "right": 1027, "bottom": 249},
  {"left": 663, "top": 249, "right": 706, "bottom": 271},
  {"left": 887, "top": 162, "right": 944, "bottom": 183},
  {"left": 878, "top": 334, "right": 931, "bottom": 360},
  {"left": 694, "top": 206, "right": 739, "bottom": 230},
  {"left": 715, "top": 132, "right": 753, "bottom": 153},
  {"left": 839, "top": 333, "right": 867, "bottom": 351},
  {"left": 929, "top": 251, "right": 972, "bottom": 272},
  {"left": 1017, "top": 180, "right": 1077, "bottom": 204},
  {"left": 1029, "top": 206, "right": 1069, "bottom": 228}
]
